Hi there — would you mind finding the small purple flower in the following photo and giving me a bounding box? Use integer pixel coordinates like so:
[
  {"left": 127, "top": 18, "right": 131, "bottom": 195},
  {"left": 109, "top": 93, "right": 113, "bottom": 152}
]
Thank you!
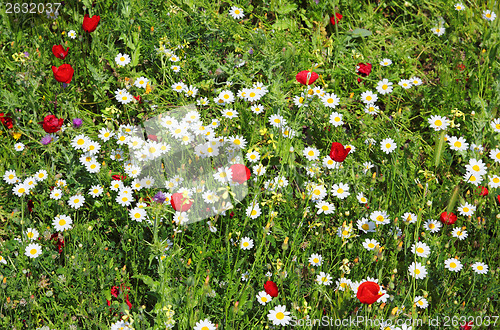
[
  {"left": 248, "top": 48, "right": 253, "bottom": 55},
  {"left": 62, "top": 83, "right": 68, "bottom": 89},
  {"left": 153, "top": 191, "right": 167, "bottom": 204},
  {"left": 73, "top": 118, "right": 83, "bottom": 128},
  {"left": 41, "top": 135, "right": 52, "bottom": 145},
  {"left": 23, "top": 52, "right": 29, "bottom": 57}
]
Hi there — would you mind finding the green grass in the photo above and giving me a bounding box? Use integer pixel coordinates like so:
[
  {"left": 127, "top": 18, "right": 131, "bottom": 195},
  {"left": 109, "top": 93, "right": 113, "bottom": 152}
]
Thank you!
[{"left": 0, "top": 0, "right": 499, "bottom": 329}]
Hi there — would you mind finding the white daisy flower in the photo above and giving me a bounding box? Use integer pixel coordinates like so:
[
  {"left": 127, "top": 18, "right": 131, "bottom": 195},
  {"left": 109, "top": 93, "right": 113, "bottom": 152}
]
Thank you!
[
  {"left": 380, "top": 58, "right": 392, "bottom": 66},
  {"left": 329, "top": 112, "right": 344, "bottom": 127},
  {"left": 331, "top": 183, "right": 350, "bottom": 199},
  {"left": 452, "top": 227, "right": 468, "bottom": 240},
  {"left": 53, "top": 214, "right": 73, "bottom": 232},
  {"left": 240, "top": 237, "right": 254, "bottom": 250},
  {"left": 229, "top": 6, "right": 245, "bottom": 19},
  {"left": 309, "top": 254, "right": 322, "bottom": 266},
  {"left": 471, "top": 262, "right": 488, "bottom": 274},
  {"left": 444, "top": 258, "right": 463, "bottom": 272},
  {"left": 376, "top": 79, "right": 393, "bottom": 95},
  {"left": 115, "top": 53, "right": 131, "bottom": 66},
  {"left": 483, "top": 10, "right": 496, "bottom": 21},
  {"left": 134, "top": 76, "right": 149, "bottom": 88},
  {"left": 25, "top": 243, "right": 42, "bottom": 259},
  {"left": 428, "top": 115, "right": 449, "bottom": 131},
  {"left": 360, "top": 90, "right": 378, "bottom": 104},
  {"left": 68, "top": 195, "right": 85, "bottom": 209},
  {"left": 408, "top": 261, "right": 427, "bottom": 279},
  {"left": 380, "top": 138, "right": 397, "bottom": 154},
  {"left": 321, "top": 93, "right": 340, "bottom": 108},
  {"left": 431, "top": 27, "right": 445, "bottom": 36}
]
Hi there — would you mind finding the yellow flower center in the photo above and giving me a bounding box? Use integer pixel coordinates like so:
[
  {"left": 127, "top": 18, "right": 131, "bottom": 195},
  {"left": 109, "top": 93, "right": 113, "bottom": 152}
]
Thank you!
[
  {"left": 120, "top": 57, "right": 125, "bottom": 61},
  {"left": 366, "top": 96, "right": 372, "bottom": 101},
  {"left": 59, "top": 219, "right": 66, "bottom": 226},
  {"left": 416, "top": 247, "right": 424, "bottom": 254},
  {"left": 30, "top": 249, "right": 37, "bottom": 255},
  {"left": 313, "top": 258, "right": 319, "bottom": 263},
  {"left": 276, "top": 312, "right": 285, "bottom": 320},
  {"left": 450, "top": 262, "right": 456, "bottom": 268},
  {"left": 415, "top": 269, "right": 421, "bottom": 274},
  {"left": 472, "top": 165, "right": 480, "bottom": 171}
]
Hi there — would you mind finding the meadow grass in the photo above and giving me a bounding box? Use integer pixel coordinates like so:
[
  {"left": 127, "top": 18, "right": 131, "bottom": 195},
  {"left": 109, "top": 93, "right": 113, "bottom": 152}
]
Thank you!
[{"left": 0, "top": 0, "right": 499, "bottom": 329}]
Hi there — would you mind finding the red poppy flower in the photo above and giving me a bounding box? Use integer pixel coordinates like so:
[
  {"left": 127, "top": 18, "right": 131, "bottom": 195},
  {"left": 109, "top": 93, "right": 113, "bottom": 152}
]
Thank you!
[
  {"left": 111, "top": 174, "right": 127, "bottom": 181},
  {"left": 330, "top": 13, "right": 343, "bottom": 25},
  {"left": 356, "top": 63, "right": 372, "bottom": 82},
  {"left": 264, "top": 281, "right": 279, "bottom": 297},
  {"left": 52, "top": 45, "right": 69, "bottom": 59},
  {"left": 497, "top": 195, "right": 500, "bottom": 205},
  {"left": 477, "top": 186, "right": 488, "bottom": 196},
  {"left": 171, "top": 193, "right": 193, "bottom": 212},
  {"left": 329, "top": 142, "right": 351, "bottom": 162},
  {"left": 460, "top": 321, "right": 473, "bottom": 330},
  {"left": 296, "top": 70, "right": 319, "bottom": 85},
  {"left": 111, "top": 286, "right": 119, "bottom": 298},
  {"left": 147, "top": 134, "right": 158, "bottom": 141},
  {"left": 229, "top": 164, "right": 251, "bottom": 184},
  {"left": 39, "top": 114, "right": 63, "bottom": 133},
  {"left": 50, "top": 233, "right": 65, "bottom": 254},
  {"left": 440, "top": 212, "right": 457, "bottom": 225},
  {"left": 52, "top": 64, "right": 74, "bottom": 84},
  {"left": 0, "top": 113, "right": 14, "bottom": 129},
  {"left": 82, "top": 14, "right": 100, "bottom": 33},
  {"left": 356, "top": 281, "right": 384, "bottom": 304}
]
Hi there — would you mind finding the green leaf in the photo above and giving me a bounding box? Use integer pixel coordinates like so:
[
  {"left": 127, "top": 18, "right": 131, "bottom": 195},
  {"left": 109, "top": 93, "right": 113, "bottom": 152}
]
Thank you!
[
  {"left": 347, "top": 28, "right": 372, "bottom": 38},
  {"left": 131, "top": 44, "right": 141, "bottom": 67},
  {"left": 276, "top": 3, "right": 297, "bottom": 15},
  {"left": 133, "top": 274, "right": 159, "bottom": 292}
]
